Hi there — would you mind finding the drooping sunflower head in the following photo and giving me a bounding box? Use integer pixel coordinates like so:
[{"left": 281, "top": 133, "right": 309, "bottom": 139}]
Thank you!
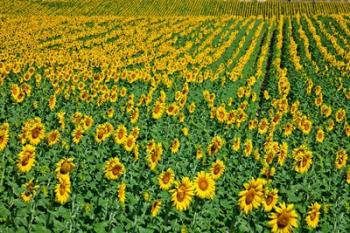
[
  {"left": 268, "top": 202, "right": 298, "bottom": 233},
  {"left": 151, "top": 200, "right": 161, "bottom": 217},
  {"left": 244, "top": 138, "right": 253, "bottom": 157},
  {"left": 104, "top": 157, "right": 125, "bottom": 180},
  {"left": 118, "top": 182, "right": 126, "bottom": 204},
  {"left": 171, "top": 177, "right": 194, "bottom": 211},
  {"left": 159, "top": 168, "right": 175, "bottom": 190},
  {"left": 194, "top": 171, "right": 216, "bottom": 199},
  {"left": 56, "top": 158, "right": 75, "bottom": 178}
]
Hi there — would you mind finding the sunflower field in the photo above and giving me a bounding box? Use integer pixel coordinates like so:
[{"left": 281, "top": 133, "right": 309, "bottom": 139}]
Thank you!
[{"left": 1, "top": 1, "right": 350, "bottom": 233}]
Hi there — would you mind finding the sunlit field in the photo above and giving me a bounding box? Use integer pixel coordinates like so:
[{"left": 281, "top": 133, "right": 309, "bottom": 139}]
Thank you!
[{"left": 1, "top": 1, "right": 350, "bottom": 232}]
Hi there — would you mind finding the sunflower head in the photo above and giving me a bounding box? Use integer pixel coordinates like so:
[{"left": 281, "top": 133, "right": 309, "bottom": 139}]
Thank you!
[
  {"left": 210, "top": 160, "right": 225, "bottom": 180},
  {"left": 17, "top": 144, "right": 36, "bottom": 173},
  {"left": 55, "top": 176, "right": 71, "bottom": 205},
  {"left": 159, "top": 168, "right": 175, "bottom": 190},
  {"left": 194, "top": 171, "right": 215, "bottom": 199},
  {"left": 335, "top": 149, "right": 348, "bottom": 169},
  {"left": 104, "top": 157, "right": 125, "bottom": 180},
  {"left": 238, "top": 178, "right": 265, "bottom": 214},
  {"left": 151, "top": 200, "right": 161, "bottom": 217},
  {"left": 263, "top": 189, "right": 278, "bottom": 212},
  {"left": 268, "top": 203, "right": 298, "bottom": 233},
  {"left": 56, "top": 158, "right": 75, "bottom": 177},
  {"left": 306, "top": 203, "right": 321, "bottom": 229},
  {"left": 171, "top": 177, "right": 194, "bottom": 211}
]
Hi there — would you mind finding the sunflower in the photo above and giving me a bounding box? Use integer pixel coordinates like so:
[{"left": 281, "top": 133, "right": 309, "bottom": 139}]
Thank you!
[
  {"left": 114, "top": 125, "right": 127, "bottom": 145},
  {"left": 258, "top": 118, "right": 269, "bottom": 134},
  {"left": 305, "top": 203, "right": 321, "bottom": 229},
  {"left": 152, "top": 101, "right": 165, "bottom": 120},
  {"left": 124, "top": 135, "right": 136, "bottom": 152},
  {"left": 344, "top": 123, "right": 350, "bottom": 137},
  {"left": 182, "top": 127, "right": 189, "bottom": 137},
  {"left": 335, "top": 149, "right": 348, "bottom": 169},
  {"left": 171, "top": 177, "right": 194, "bottom": 211},
  {"left": 315, "top": 128, "right": 324, "bottom": 143},
  {"left": 166, "top": 103, "right": 179, "bottom": 117},
  {"left": 55, "top": 176, "right": 71, "bottom": 205},
  {"left": 147, "top": 143, "right": 163, "bottom": 170},
  {"left": 170, "top": 138, "right": 180, "bottom": 154},
  {"left": 0, "top": 126, "right": 9, "bottom": 151},
  {"left": 118, "top": 182, "right": 126, "bottom": 204},
  {"left": 314, "top": 96, "right": 323, "bottom": 107},
  {"left": 131, "top": 127, "right": 140, "bottom": 139},
  {"left": 82, "top": 115, "right": 94, "bottom": 131},
  {"left": 71, "top": 127, "right": 84, "bottom": 144},
  {"left": 49, "top": 95, "right": 56, "bottom": 110},
  {"left": 216, "top": 105, "right": 227, "bottom": 123},
  {"left": 130, "top": 108, "right": 139, "bottom": 124},
  {"left": 268, "top": 203, "right": 298, "bottom": 233},
  {"left": 46, "top": 130, "right": 60, "bottom": 146},
  {"left": 57, "top": 111, "right": 66, "bottom": 129},
  {"left": 188, "top": 102, "right": 196, "bottom": 114},
  {"left": 335, "top": 108, "right": 346, "bottom": 123},
  {"left": 263, "top": 189, "right": 279, "bottom": 212},
  {"left": 283, "top": 122, "right": 293, "bottom": 137},
  {"left": 238, "top": 178, "right": 265, "bottom": 214},
  {"left": 159, "top": 168, "right": 175, "bottom": 190},
  {"left": 210, "top": 160, "right": 225, "bottom": 180},
  {"left": 321, "top": 104, "right": 332, "bottom": 118},
  {"left": 293, "top": 145, "right": 313, "bottom": 173},
  {"left": 104, "top": 157, "right": 125, "bottom": 180},
  {"left": 20, "top": 179, "right": 39, "bottom": 203},
  {"left": 326, "top": 119, "right": 334, "bottom": 131},
  {"left": 17, "top": 144, "right": 36, "bottom": 173},
  {"left": 244, "top": 138, "right": 253, "bottom": 157},
  {"left": 194, "top": 171, "right": 215, "bottom": 199},
  {"left": 130, "top": 144, "right": 138, "bottom": 161},
  {"left": 260, "top": 166, "right": 276, "bottom": 179},
  {"left": 56, "top": 158, "right": 75, "bottom": 178},
  {"left": 300, "top": 119, "right": 312, "bottom": 135},
  {"left": 207, "top": 135, "right": 224, "bottom": 156},
  {"left": 278, "top": 142, "right": 288, "bottom": 166},
  {"left": 196, "top": 147, "right": 204, "bottom": 160},
  {"left": 26, "top": 121, "right": 45, "bottom": 145},
  {"left": 151, "top": 200, "right": 161, "bottom": 217},
  {"left": 95, "top": 124, "right": 108, "bottom": 143},
  {"left": 231, "top": 137, "right": 241, "bottom": 152}
]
